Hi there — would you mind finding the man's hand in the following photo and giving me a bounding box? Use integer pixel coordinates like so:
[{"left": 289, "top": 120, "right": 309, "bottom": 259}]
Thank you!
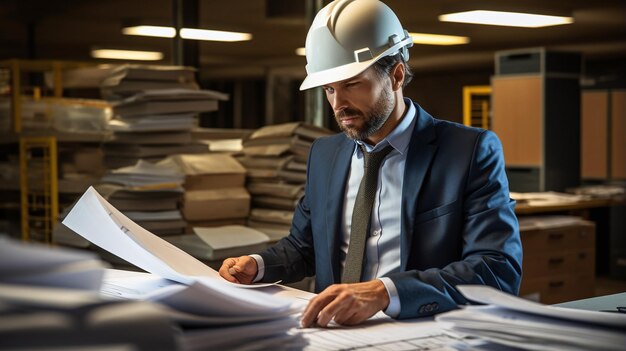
[
  {"left": 219, "top": 256, "right": 258, "bottom": 284},
  {"left": 300, "top": 280, "right": 390, "bottom": 327}
]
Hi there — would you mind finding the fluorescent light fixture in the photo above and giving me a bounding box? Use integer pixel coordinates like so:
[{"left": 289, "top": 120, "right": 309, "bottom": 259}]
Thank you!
[
  {"left": 91, "top": 49, "right": 163, "bottom": 61},
  {"left": 295, "top": 47, "right": 306, "bottom": 56},
  {"left": 180, "top": 28, "right": 252, "bottom": 42},
  {"left": 439, "top": 10, "right": 573, "bottom": 28},
  {"left": 122, "top": 25, "right": 176, "bottom": 38},
  {"left": 122, "top": 25, "right": 253, "bottom": 42},
  {"left": 410, "top": 32, "right": 469, "bottom": 45}
]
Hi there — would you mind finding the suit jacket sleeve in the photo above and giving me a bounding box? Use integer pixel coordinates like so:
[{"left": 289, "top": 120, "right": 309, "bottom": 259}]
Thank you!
[
  {"left": 256, "top": 141, "right": 318, "bottom": 284},
  {"left": 387, "top": 130, "right": 523, "bottom": 319}
]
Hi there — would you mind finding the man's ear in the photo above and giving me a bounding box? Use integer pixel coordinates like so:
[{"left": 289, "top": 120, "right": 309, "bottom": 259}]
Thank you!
[{"left": 391, "top": 62, "right": 405, "bottom": 91}]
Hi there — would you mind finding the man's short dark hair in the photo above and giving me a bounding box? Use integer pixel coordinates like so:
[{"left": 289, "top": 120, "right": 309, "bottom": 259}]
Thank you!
[{"left": 372, "top": 53, "right": 413, "bottom": 88}]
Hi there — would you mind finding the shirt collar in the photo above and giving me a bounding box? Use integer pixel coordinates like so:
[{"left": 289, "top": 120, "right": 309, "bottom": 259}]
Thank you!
[{"left": 355, "top": 97, "right": 416, "bottom": 155}]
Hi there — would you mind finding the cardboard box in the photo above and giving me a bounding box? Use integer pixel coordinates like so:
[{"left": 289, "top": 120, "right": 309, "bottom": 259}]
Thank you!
[
  {"left": 185, "top": 218, "right": 248, "bottom": 233},
  {"left": 182, "top": 188, "right": 250, "bottom": 221},
  {"left": 170, "top": 154, "right": 246, "bottom": 191}
]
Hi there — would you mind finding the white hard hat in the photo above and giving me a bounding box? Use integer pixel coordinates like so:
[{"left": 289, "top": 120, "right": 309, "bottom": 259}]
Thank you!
[{"left": 300, "top": 0, "right": 413, "bottom": 91}]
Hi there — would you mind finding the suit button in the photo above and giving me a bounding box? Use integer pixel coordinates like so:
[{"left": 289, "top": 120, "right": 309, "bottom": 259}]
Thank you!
[
  {"left": 418, "top": 306, "right": 425, "bottom": 313},
  {"left": 372, "top": 229, "right": 381, "bottom": 237},
  {"left": 425, "top": 304, "right": 433, "bottom": 312},
  {"left": 433, "top": 303, "right": 439, "bottom": 311}
]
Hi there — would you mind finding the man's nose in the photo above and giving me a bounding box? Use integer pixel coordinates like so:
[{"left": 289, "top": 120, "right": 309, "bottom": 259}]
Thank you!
[{"left": 329, "top": 89, "right": 348, "bottom": 111}]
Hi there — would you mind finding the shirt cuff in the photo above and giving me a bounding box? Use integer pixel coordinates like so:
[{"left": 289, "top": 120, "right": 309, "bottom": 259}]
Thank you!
[
  {"left": 249, "top": 254, "right": 265, "bottom": 283},
  {"left": 378, "top": 277, "right": 401, "bottom": 318}
]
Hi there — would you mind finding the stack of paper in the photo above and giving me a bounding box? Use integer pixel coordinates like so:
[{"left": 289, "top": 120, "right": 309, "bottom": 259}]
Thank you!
[
  {"left": 164, "top": 225, "right": 269, "bottom": 263},
  {"left": 510, "top": 191, "right": 590, "bottom": 207},
  {"left": 517, "top": 215, "right": 585, "bottom": 231},
  {"left": 568, "top": 184, "right": 626, "bottom": 198},
  {"left": 98, "top": 158, "right": 186, "bottom": 237},
  {"left": 0, "top": 283, "right": 177, "bottom": 349},
  {"left": 62, "top": 186, "right": 300, "bottom": 323},
  {"left": 44, "top": 64, "right": 116, "bottom": 89},
  {"left": 238, "top": 122, "right": 332, "bottom": 242},
  {"left": 102, "top": 67, "right": 227, "bottom": 169},
  {"left": 170, "top": 153, "right": 251, "bottom": 228},
  {"left": 100, "top": 64, "right": 199, "bottom": 100},
  {"left": 436, "top": 285, "right": 626, "bottom": 351},
  {"left": 101, "top": 158, "right": 184, "bottom": 188},
  {"left": 0, "top": 237, "right": 179, "bottom": 349},
  {"left": 0, "top": 236, "right": 105, "bottom": 291}
]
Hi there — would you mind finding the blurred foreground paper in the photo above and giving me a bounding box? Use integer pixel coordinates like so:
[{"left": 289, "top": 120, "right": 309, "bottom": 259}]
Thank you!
[
  {"left": 62, "top": 186, "right": 293, "bottom": 318},
  {"left": 0, "top": 236, "right": 105, "bottom": 291},
  {"left": 436, "top": 285, "right": 626, "bottom": 351}
]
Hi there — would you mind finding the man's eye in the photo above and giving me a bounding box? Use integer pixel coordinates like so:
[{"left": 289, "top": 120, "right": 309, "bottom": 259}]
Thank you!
[{"left": 323, "top": 86, "right": 334, "bottom": 93}]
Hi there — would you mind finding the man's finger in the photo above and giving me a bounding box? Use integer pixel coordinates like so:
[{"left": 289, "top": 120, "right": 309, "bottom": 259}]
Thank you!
[
  {"left": 315, "top": 293, "right": 351, "bottom": 327},
  {"left": 218, "top": 258, "right": 240, "bottom": 283},
  {"left": 228, "top": 265, "right": 240, "bottom": 276},
  {"left": 300, "top": 293, "right": 336, "bottom": 328}
]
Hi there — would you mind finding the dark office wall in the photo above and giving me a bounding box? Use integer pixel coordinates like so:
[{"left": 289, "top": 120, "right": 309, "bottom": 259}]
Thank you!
[{"left": 404, "top": 69, "right": 493, "bottom": 124}]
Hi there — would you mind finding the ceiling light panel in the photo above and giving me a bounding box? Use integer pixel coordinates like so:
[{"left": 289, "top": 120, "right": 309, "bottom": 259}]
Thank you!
[
  {"left": 439, "top": 10, "right": 574, "bottom": 28},
  {"left": 91, "top": 49, "right": 163, "bottom": 61},
  {"left": 179, "top": 28, "right": 252, "bottom": 42},
  {"left": 410, "top": 32, "right": 470, "bottom": 45},
  {"left": 122, "top": 25, "right": 176, "bottom": 38}
]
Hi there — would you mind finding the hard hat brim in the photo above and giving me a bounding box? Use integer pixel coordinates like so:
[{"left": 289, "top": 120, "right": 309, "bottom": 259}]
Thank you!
[
  {"left": 299, "top": 35, "right": 413, "bottom": 91},
  {"left": 299, "top": 60, "right": 373, "bottom": 91}
]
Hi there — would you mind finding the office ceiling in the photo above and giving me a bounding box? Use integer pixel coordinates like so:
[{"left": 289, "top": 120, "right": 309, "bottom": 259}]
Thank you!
[{"left": 0, "top": 0, "right": 624, "bottom": 79}]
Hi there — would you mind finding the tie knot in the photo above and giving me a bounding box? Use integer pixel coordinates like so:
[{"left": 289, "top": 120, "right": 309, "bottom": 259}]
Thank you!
[{"left": 360, "top": 145, "right": 394, "bottom": 169}]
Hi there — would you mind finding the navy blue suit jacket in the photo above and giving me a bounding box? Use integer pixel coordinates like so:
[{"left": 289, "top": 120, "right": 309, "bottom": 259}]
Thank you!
[{"left": 259, "top": 102, "right": 523, "bottom": 319}]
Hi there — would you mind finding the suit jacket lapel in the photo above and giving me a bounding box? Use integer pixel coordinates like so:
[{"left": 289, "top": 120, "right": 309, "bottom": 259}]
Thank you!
[
  {"left": 325, "top": 135, "right": 354, "bottom": 283},
  {"left": 401, "top": 104, "right": 438, "bottom": 270}
]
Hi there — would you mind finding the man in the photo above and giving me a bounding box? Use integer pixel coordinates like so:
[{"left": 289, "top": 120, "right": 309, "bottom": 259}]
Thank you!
[{"left": 220, "top": 0, "right": 522, "bottom": 327}]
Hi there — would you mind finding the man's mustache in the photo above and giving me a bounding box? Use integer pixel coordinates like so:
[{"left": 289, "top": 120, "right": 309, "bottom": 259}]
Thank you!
[{"left": 335, "top": 108, "right": 362, "bottom": 118}]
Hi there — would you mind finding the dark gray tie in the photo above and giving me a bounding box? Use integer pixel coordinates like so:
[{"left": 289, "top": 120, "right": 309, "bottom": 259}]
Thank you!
[{"left": 342, "top": 144, "right": 394, "bottom": 283}]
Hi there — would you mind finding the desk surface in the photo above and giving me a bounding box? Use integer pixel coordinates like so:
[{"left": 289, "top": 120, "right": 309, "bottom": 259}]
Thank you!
[
  {"left": 514, "top": 197, "right": 622, "bottom": 215},
  {"left": 554, "top": 292, "right": 626, "bottom": 312}
]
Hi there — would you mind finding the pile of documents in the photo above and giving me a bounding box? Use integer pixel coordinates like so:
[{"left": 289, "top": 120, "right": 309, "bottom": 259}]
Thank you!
[
  {"left": 510, "top": 191, "right": 590, "bottom": 207},
  {"left": 436, "top": 285, "right": 626, "bottom": 351},
  {"left": 191, "top": 127, "right": 252, "bottom": 153},
  {"left": 100, "top": 64, "right": 200, "bottom": 100},
  {"left": 0, "top": 96, "right": 112, "bottom": 132},
  {"left": 0, "top": 236, "right": 105, "bottom": 290},
  {"left": 171, "top": 153, "right": 250, "bottom": 228},
  {"left": 0, "top": 236, "right": 178, "bottom": 349},
  {"left": 61, "top": 186, "right": 302, "bottom": 347},
  {"left": 239, "top": 122, "right": 332, "bottom": 241},
  {"left": 568, "top": 184, "right": 626, "bottom": 198},
  {"left": 164, "top": 225, "right": 270, "bottom": 265},
  {"left": 101, "top": 65, "right": 228, "bottom": 169},
  {"left": 98, "top": 158, "right": 186, "bottom": 237}
]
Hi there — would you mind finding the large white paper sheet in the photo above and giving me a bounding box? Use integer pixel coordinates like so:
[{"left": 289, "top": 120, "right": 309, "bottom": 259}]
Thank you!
[
  {"left": 101, "top": 269, "right": 303, "bottom": 325},
  {"left": 63, "top": 187, "right": 292, "bottom": 317}
]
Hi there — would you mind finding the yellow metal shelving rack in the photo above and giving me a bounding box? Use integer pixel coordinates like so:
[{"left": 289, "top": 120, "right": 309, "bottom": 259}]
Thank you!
[
  {"left": 463, "top": 85, "right": 492, "bottom": 129},
  {"left": 19, "top": 137, "right": 58, "bottom": 242},
  {"left": 1, "top": 59, "right": 89, "bottom": 243}
]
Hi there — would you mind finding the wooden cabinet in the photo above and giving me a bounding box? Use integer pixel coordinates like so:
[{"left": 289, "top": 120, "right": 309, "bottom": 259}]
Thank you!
[
  {"left": 492, "top": 76, "right": 542, "bottom": 166},
  {"left": 519, "top": 220, "right": 596, "bottom": 304},
  {"left": 491, "top": 49, "right": 581, "bottom": 192},
  {"left": 611, "top": 91, "right": 626, "bottom": 179},
  {"left": 581, "top": 89, "right": 626, "bottom": 180}
]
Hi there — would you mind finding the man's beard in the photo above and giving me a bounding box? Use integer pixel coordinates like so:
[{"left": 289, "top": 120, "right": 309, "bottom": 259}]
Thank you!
[{"left": 334, "top": 85, "right": 395, "bottom": 141}]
